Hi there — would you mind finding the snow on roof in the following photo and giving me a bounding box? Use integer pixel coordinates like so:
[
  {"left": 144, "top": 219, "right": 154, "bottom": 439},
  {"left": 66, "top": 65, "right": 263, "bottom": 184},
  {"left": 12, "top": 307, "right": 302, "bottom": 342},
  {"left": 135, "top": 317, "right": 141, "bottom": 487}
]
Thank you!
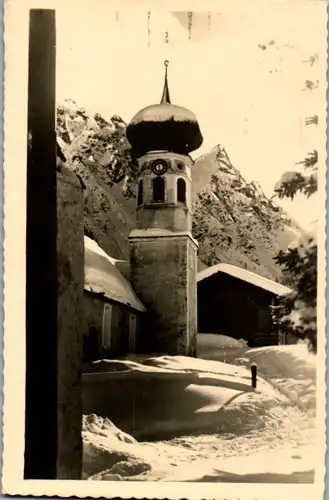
[
  {"left": 197, "top": 263, "right": 292, "bottom": 297},
  {"left": 84, "top": 236, "right": 146, "bottom": 312},
  {"left": 197, "top": 334, "right": 248, "bottom": 349},
  {"left": 129, "top": 103, "right": 198, "bottom": 124}
]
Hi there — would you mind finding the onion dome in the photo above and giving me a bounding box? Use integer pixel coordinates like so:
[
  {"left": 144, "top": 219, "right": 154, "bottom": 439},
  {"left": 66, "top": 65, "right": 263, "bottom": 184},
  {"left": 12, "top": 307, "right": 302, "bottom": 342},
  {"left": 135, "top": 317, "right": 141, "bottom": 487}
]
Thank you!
[{"left": 126, "top": 61, "right": 203, "bottom": 157}]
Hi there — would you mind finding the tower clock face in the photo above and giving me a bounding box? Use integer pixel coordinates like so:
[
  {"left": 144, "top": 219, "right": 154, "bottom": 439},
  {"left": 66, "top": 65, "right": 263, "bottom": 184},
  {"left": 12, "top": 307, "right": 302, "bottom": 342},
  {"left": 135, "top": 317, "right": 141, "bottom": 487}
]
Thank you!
[{"left": 151, "top": 159, "right": 168, "bottom": 176}]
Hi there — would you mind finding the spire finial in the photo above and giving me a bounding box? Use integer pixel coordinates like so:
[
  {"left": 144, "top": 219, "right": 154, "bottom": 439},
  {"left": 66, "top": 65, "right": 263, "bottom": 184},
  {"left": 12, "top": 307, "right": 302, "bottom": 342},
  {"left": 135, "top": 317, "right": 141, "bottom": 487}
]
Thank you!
[{"left": 161, "top": 60, "right": 171, "bottom": 104}]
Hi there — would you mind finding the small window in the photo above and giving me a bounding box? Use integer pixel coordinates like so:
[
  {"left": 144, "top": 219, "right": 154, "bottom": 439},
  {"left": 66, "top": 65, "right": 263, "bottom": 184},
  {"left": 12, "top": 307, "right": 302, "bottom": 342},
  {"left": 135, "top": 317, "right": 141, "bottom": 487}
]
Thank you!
[
  {"left": 137, "top": 179, "right": 143, "bottom": 206},
  {"left": 129, "top": 314, "right": 137, "bottom": 352},
  {"left": 177, "top": 178, "right": 186, "bottom": 203},
  {"left": 153, "top": 177, "right": 165, "bottom": 202},
  {"left": 102, "top": 304, "right": 112, "bottom": 348}
]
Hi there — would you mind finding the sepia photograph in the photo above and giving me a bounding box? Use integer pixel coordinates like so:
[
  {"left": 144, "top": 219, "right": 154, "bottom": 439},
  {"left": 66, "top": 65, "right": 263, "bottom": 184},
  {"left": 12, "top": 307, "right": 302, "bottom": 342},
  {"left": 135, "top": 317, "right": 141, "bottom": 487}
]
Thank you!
[{"left": 2, "top": 1, "right": 327, "bottom": 498}]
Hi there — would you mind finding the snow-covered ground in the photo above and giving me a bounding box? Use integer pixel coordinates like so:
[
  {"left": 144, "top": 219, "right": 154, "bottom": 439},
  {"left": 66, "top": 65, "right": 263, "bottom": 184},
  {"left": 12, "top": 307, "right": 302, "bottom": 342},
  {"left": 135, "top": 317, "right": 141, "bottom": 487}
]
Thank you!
[
  {"left": 237, "top": 343, "right": 316, "bottom": 413},
  {"left": 83, "top": 345, "right": 317, "bottom": 483}
]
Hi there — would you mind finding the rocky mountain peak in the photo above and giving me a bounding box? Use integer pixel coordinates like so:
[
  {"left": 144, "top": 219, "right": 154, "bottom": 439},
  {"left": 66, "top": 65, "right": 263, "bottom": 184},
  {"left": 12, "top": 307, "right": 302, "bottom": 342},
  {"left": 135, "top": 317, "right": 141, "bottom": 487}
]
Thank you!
[{"left": 56, "top": 101, "right": 303, "bottom": 281}]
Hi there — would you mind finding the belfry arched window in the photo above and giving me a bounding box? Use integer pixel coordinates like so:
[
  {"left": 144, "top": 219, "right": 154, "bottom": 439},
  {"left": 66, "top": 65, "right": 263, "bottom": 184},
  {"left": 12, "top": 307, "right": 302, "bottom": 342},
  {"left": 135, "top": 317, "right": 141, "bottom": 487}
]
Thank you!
[
  {"left": 153, "top": 177, "right": 165, "bottom": 202},
  {"left": 137, "top": 179, "right": 143, "bottom": 206},
  {"left": 177, "top": 178, "right": 186, "bottom": 203}
]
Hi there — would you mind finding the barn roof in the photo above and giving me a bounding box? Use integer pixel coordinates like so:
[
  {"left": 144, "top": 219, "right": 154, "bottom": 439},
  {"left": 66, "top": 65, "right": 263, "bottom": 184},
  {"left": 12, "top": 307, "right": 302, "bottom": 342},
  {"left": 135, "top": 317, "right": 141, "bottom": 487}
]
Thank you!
[
  {"left": 197, "top": 263, "right": 292, "bottom": 297},
  {"left": 84, "top": 236, "right": 146, "bottom": 312}
]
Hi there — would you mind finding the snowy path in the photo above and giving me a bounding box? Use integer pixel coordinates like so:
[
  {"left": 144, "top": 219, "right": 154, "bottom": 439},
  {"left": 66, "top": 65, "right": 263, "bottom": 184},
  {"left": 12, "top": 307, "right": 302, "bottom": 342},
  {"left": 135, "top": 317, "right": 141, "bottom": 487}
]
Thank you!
[
  {"left": 87, "top": 408, "right": 315, "bottom": 483},
  {"left": 139, "top": 399, "right": 315, "bottom": 481}
]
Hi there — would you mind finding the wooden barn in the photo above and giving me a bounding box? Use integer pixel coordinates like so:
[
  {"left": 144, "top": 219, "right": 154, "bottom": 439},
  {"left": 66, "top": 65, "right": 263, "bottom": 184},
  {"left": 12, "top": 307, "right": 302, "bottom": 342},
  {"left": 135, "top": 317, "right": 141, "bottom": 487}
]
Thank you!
[
  {"left": 83, "top": 236, "right": 146, "bottom": 363},
  {"left": 197, "top": 263, "right": 292, "bottom": 347}
]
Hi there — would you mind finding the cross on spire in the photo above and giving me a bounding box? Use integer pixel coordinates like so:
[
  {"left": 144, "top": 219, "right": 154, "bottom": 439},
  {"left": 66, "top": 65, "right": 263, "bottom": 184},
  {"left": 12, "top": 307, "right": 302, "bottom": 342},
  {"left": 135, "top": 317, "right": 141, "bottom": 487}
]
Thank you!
[{"left": 160, "top": 60, "right": 171, "bottom": 104}]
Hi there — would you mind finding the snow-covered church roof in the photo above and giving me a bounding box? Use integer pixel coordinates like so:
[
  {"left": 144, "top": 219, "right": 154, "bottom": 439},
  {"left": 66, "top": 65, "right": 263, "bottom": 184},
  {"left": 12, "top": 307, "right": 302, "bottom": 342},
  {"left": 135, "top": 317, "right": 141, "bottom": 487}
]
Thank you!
[
  {"left": 84, "top": 236, "right": 146, "bottom": 312},
  {"left": 197, "top": 263, "right": 292, "bottom": 297}
]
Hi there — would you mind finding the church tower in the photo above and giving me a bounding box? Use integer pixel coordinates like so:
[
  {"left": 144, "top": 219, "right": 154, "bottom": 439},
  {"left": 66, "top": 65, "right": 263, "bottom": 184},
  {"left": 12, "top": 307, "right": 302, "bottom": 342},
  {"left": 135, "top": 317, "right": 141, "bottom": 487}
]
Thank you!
[{"left": 127, "top": 61, "right": 203, "bottom": 356}]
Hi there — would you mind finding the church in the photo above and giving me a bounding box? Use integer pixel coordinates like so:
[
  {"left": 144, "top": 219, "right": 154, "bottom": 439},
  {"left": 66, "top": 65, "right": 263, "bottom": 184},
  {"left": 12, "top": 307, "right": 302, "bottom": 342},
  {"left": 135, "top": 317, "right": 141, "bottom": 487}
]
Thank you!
[{"left": 79, "top": 61, "right": 292, "bottom": 363}]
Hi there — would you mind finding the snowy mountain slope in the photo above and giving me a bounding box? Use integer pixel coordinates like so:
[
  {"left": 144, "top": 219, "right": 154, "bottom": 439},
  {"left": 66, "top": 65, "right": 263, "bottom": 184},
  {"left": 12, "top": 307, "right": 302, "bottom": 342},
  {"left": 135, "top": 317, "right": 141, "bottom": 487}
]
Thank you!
[{"left": 192, "top": 145, "right": 304, "bottom": 280}]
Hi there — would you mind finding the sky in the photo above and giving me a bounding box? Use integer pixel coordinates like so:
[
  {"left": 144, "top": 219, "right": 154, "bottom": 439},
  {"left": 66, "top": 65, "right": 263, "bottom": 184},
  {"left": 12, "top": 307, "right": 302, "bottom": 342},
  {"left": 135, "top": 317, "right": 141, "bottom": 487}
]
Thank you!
[{"left": 7, "top": 0, "right": 327, "bottom": 230}]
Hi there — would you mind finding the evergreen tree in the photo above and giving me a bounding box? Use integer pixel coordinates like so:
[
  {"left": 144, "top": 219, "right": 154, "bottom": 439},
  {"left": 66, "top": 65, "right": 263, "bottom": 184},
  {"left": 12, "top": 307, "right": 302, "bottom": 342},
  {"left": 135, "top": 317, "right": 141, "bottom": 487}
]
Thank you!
[{"left": 272, "top": 115, "right": 318, "bottom": 352}]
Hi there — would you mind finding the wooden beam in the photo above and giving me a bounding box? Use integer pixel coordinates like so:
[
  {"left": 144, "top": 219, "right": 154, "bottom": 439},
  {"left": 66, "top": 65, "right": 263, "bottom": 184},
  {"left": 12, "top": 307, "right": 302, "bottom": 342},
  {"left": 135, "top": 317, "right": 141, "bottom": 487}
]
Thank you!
[{"left": 24, "top": 9, "right": 57, "bottom": 479}]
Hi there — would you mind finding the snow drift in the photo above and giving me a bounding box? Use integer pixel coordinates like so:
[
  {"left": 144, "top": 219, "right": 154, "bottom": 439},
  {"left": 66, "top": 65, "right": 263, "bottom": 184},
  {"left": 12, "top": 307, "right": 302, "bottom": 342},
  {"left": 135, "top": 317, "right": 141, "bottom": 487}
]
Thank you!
[
  {"left": 197, "top": 333, "right": 249, "bottom": 363},
  {"left": 82, "top": 348, "right": 316, "bottom": 482},
  {"left": 237, "top": 344, "right": 316, "bottom": 413},
  {"left": 83, "top": 355, "right": 292, "bottom": 440}
]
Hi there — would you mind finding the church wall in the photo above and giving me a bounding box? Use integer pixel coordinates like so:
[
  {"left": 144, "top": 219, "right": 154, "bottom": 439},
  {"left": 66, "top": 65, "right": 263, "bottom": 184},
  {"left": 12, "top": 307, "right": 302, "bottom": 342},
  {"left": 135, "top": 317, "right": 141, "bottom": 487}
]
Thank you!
[
  {"left": 82, "top": 291, "right": 141, "bottom": 361},
  {"left": 56, "top": 167, "right": 84, "bottom": 478},
  {"left": 186, "top": 239, "right": 198, "bottom": 356},
  {"left": 130, "top": 235, "right": 197, "bottom": 355},
  {"left": 139, "top": 171, "right": 192, "bottom": 208},
  {"left": 136, "top": 204, "right": 191, "bottom": 232}
]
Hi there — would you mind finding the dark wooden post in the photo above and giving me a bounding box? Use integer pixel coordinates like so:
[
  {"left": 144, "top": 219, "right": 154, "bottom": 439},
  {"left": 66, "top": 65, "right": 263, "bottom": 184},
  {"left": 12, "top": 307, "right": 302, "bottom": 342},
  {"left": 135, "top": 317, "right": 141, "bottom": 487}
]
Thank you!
[
  {"left": 24, "top": 9, "right": 57, "bottom": 479},
  {"left": 251, "top": 363, "right": 257, "bottom": 389}
]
